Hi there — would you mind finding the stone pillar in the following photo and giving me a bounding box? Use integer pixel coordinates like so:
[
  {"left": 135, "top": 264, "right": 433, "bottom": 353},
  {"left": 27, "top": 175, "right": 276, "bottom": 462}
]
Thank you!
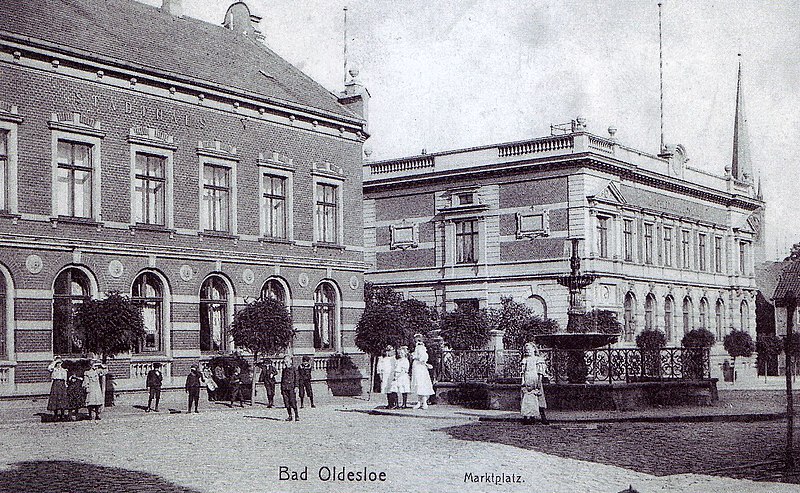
[{"left": 488, "top": 329, "right": 505, "bottom": 379}]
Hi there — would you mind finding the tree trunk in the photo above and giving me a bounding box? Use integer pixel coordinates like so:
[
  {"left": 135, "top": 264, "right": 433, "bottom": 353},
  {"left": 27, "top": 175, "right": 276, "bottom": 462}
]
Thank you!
[
  {"left": 251, "top": 352, "right": 258, "bottom": 406},
  {"left": 368, "top": 355, "right": 375, "bottom": 401}
]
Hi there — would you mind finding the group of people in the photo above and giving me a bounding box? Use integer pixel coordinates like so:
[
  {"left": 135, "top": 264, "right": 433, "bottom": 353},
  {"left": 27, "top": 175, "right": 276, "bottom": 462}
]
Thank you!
[
  {"left": 376, "top": 333, "right": 434, "bottom": 410},
  {"left": 46, "top": 356, "right": 108, "bottom": 421},
  {"left": 258, "top": 355, "right": 314, "bottom": 421}
]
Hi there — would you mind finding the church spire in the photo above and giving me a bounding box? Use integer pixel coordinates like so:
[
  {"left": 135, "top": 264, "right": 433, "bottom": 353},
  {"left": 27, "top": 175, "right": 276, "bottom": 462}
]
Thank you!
[{"left": 731, "top": 55, "right": 752, "bottom": 183}]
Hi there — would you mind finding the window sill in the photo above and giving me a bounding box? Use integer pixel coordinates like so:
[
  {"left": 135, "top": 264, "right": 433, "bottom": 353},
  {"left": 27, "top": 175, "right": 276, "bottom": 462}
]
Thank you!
[
  {"left": 199, "top": 230, "right": 239, "bottom": 240},
  {"left": 129, "top": 354, "right": 172, "bottom": 362},
  {"left": 0, "top": 211, "right": 21, "bottom": 224},
  {"left": 313, "top": 242, "right": 346, "bottom": 251},
  {"left": 51, "top": 216, "right": 102, "bottom": 228},
  {"left": 260, "top": 236, "right": 294, "bottom": 245},
  {"left": 129, "top": 223, "right": 175, "bottom": 235}
]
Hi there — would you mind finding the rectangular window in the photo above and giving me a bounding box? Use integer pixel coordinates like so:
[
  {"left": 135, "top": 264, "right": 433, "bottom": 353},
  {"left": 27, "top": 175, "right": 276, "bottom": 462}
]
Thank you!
[
  {"left": 201, "top": 164, "right": 230, "bottom": 232},
  {"left": 623, "top": 219, "right": 633, "bottom": 261},
  {"left": 262, "top": 174, "right": 287, "bottom": 238},
  {"left": 644, "top": 223, "right": 654, "bottom": 265},
  {"left": 0, "top": 130, "right": 7, "bottom": 211},
  {"left": 56, "top": 141, "right": 93, "bottom": 218},
  {"left": 315, "top": 183, "right": 338, "bottom": 243},
  {"left": 739, "top": 241, "right": 748, "bottom": 275},
  {"left": 457, "top": 193, "right": 474, "bottom": 206},
  {"left": 455, "top": 299, "right": 480, "bottom": 312},
  {"left": 597, "top": 216, "right": 609, "bottom": 258},
  {"left": 714, "top": 237, "right": 723, "bottom": 273},
  {"left": 681, "top": 230, "right": 690, "bottom": 269},
  {"left": 455, "top": 219, "right": 478, "bottom": 264},
  {"left": 698, "top": 233, "right": 707, "bottom": 271},
  {"left": 134, "top": 153, "right": 166, "bottom": 226},
  {"left": 663, "top": 227, "right": 673, "bottom": 267}
]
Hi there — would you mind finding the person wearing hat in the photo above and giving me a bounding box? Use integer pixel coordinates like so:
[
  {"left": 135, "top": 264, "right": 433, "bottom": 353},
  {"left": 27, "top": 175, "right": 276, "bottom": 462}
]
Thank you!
[
  {"left": 410, "top": 334, "right": 434, "bottom": 410},
  {"left": 280, "top": 354, "right": 299, "bottom": 421},
  {"left": 377, "top": 345, "right": 397, "bottom": 409},
  {"left": 82, "top": 360, "right": 107, "bottom": 420},
  {"left": 185, "top": 364, "right": 204, "bottom": 413},
  {"left": 46, "top": 356, "right": 69, "bottom": 421},
  {"left": 146, "top": 362, "right": 163, "bottom": 412},
  {"left": 297, "top": 355, "right": 315, "bottom": 408},
  {"left": 258, "top": 358, "right": 278, "bottom": 407},
  {"left": 392, "top": 346, "right": 412, "bottom": 409}
]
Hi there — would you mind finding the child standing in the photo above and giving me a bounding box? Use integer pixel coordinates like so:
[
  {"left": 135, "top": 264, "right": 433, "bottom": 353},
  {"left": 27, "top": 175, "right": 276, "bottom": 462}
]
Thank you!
[
  {"left": 83, "top": 360, "right": 107, "bottom": 420},
  {"left": 377, "top": 345, "right": 397, "bottom": 409},
  {"left": 259, "top": 359, "right": 278, "bottom": 407},
  {"left": 146, "top": 362, "right": 163, "bottom": 412},
  {"left": 520, "top": 342, "right": 549, "bottom": 425},
  {"left": 185, "top": 364, "right": 204, "bottom": 413},
  {"left": 393, "top": 346, "right": 411, "bottom": 409},
  {"left": 280, "top": 355, "right": 299, "bottom": 421},
  {"left": 410, "top": 334, "right": 434, "bottom": 410},
  {"left": 298, "top": 356, "right": 314, "bottom": 408},
  {"left": 46, "top": 356, "right": 69, "bottom": 421}
]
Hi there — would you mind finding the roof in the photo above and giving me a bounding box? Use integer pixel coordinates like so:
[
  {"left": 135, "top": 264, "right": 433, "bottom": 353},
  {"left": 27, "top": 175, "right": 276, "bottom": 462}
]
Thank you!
[
  {"left": 1, "top": 0, "right": 357, "bottom": 121},
  {"left": 755, "top": 261, "right": 791, "bottom": 304},
  {"left": 773, "top": 262, "right": 800, "bottom": 302}
]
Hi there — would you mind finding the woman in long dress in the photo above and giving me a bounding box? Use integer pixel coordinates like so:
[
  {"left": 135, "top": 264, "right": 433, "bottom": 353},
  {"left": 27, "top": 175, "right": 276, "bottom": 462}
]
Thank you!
[
  {"left": 46, "top": 357, "right": 69, "bottom": 420},
  {"left": 520, "top": 342, "right": 549, "bottom": 425},
  {"left": 66, "top": 371, "right": 86, "bottom": 421},
  {"left": 410, "top": 334, "right": 434, "bottom": 409},
  {"left": 377, "top": 345, "right": 397, "bottom": 409},
  {"left": 83, "top": 360, "right": 107, "bottom": 420},
  {"left": 392, "top": 346, "right": 411, "bottom": 408}
]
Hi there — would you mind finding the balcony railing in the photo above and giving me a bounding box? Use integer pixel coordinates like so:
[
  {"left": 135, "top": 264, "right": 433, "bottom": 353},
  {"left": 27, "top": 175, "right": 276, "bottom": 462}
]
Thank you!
[{"left": 436, "top": 347, "right": 711, "bottom": 384}]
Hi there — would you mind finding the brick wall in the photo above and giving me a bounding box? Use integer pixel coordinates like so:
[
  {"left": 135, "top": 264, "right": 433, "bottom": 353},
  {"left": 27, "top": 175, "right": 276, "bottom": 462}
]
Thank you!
[
  {"left": 500, "top": 238, "right": 566, "bottom": 262},
  {"left": 14, "top": 299, "right": 51, "bottom": 321},
  {"left": 15, "top": 330, "right": 51, "bottom": 352},
  {"left": 171, "top": 331, "right": 199, "bottom": 350},
  {"left": 15, "top": 361, "right": 49, "bottom": 384},
  {"left": 499, "top": 177, "right": 568, "bottom": 207},
  {"left": 376, "top": 249, "right": 436, "bottom": 270}
]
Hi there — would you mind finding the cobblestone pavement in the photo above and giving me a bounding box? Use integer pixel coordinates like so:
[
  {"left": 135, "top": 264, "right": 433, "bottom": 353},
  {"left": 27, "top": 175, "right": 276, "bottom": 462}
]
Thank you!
[{"left": 1, "top": 399, "right": 799, "bottom": 493}]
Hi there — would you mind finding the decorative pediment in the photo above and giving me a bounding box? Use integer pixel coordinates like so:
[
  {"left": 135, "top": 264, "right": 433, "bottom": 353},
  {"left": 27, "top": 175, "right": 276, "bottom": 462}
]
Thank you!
[
  {"left": 0, "top": 100, "right": 23, "bottom": 124},
  {"left": 745, "top": 210, "right": 763, "bottom": 236},
  {"left": 312, "top": 161, "right": 345, "bottom": 179},
  {"left": 48, "top": 111, "right": 105, "bottom": 138},
  {"left": 258, "top": 151, "right": 295, "bottom": 171},
  {"left": 128, "top": 126, "right": 177, "bottom": 150},
  {"left": 589, "top": 181, "right": 626, "bottom": 205},
  {"left": 197, "top": 140, "right": 238, "bottom": 160}
]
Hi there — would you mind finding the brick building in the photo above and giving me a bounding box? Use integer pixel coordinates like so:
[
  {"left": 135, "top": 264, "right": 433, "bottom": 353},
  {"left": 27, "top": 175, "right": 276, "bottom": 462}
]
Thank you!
[
  {"left": 0, "top": 0, "right": 369, "bottom": 396},
  {"left": 364, "top": 66, "right": 764, "bottom": 376}
]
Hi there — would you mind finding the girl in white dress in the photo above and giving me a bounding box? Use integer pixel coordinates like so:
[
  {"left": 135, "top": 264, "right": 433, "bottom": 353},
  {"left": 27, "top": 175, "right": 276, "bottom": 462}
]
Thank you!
[
  {"left": 410, "top": 334, "right": 434, "bottom": 409},
  {"left": 377, "top": 345, "right": 397, "bottom": 408},
  {"left": 392, "top": 346, "right": 411, "bottom": 408},
  {"left": 83, "top": 360, "right": 107, "bottom": 420},
  {"left": 520, "top": 342, "right": 549, "bottom": 425}
]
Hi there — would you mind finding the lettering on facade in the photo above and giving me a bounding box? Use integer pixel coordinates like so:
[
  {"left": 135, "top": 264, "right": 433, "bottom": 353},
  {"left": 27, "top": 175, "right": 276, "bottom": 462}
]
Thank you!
[{"left": 72, "top": 91, "right": 206, "bottom": 129}]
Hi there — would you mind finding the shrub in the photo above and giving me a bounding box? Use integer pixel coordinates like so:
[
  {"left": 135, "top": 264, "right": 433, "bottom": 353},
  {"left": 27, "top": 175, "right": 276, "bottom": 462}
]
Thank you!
[
  {"left": 355, "top": 284, "right": 436, "bottom": 356},
  {"left": 440, "top": 308, "right": 491, "bottom": 350},
  {"left": 636, "top": 330, "right": 667, "bottom": 350},
  {"left": 756, "top": 334, "right": 783, "bottom": 381},
  {"left": 230, "top": 297, "right": 294, "bottom": 359},
  {"left": 75, "top": 291, "right": 146, "bottom": 363},
  {"left": 569, "top": 309, "right": 622, "bottom": 335},
  {"left": 490, "top": 297, "right": 558, "bottom": 351},
  {"left": 723, "top": 330, "right": 755, "bottom": 362},
  {"left": 681, "top": 328, "right": 716, "bottom": 348}
]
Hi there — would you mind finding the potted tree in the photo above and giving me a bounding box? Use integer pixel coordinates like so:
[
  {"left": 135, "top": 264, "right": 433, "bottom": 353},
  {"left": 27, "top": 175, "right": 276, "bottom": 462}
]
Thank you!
[
  {"left": 636, "top": 330, "right": 667, "bottom": 380},
  {"left": 230, "top": 297, "right": 295, "bottom": 405},
  {"left": 756, "top": 334, "right": 782, "bottom": 382},
  {"left": 75, "top": 290, "right": 146, "bottom": 406},
  {"left": 681, "top": 328, "right": 715, "bottom": 379},
  {"left": 723, "top": 330, "right": 755, "bottom": 383}
]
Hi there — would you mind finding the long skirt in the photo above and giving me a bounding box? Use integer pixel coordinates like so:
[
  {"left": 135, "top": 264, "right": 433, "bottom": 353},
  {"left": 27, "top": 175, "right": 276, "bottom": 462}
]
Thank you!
[
  {"left": 67, "top": 382, "right": 86, "bottom": 410},
  {"left": 520, "top": 387, "right": 547, "bottom": 417},
  {"left": 410, "top": 361, "right": 434, "bottom": 396},
  {"left": 47, "top": 380, "right": 69, "bottom": 411}
]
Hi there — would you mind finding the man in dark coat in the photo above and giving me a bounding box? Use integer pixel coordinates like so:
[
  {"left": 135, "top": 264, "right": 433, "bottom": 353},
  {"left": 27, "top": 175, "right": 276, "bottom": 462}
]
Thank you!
[
  {"left": 185, "top": 364, "right": 203, "bottom": 413},
  {"left": 280, "top": 355, "right": 299, "bottom": 421},
  {"left": 229, "top": 367, "right": 245, "bottom": 408},
  {"left": 146, "top": 362, "right": 163, "bottom": 412},
  {"left": 259, "top": 359, "right": 278, "bottom": 407},
  {"left": 298, "top": 355, "right": 314, "bottom": 408}
]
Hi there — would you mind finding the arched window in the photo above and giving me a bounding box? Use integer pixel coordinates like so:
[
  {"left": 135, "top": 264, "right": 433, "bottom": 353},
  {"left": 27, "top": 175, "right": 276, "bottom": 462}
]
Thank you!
[
  {"left": 699, "top": 298, "right": 709, "bottom": 331},
  {"left": 132, "top": 272, "right": 163, "bottom": 352},
  {"left": 314, "top": 282, "right": 338, "bottom": 350},
  {"left": 525, "top": 295, "right": 547, "bottom": 319},
  {"left": 715, "top": 299, "right": 725, "bottom": 340},
  {"left": 200, "top": 276, "right": 228, "bottom": 352},
  {"left": 644, "top": 294, "right": 656, "bottom": 331},
  {"left": 261, "top": 278, "right": 287, "bottom": 305},
  {"left": 740, "top": 300, "right": 750, "bottom": 332},
  {"left": 623, "top": 292, "right": 636, "bottom": 342},
  {"left": 53, "top": 268, "right": 91, "bottom": 355},
  {"left": 664, "top": 296, "right": 674, "bottom": 342},
  {"left": 682, "top": 296, "right": 693, "bottom": 334}
]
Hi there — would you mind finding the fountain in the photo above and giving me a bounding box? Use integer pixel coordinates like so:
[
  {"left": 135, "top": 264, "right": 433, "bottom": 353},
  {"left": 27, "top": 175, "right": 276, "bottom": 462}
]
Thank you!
[{"left": 536, "top": 239, "right": 619, "bottom": 383}]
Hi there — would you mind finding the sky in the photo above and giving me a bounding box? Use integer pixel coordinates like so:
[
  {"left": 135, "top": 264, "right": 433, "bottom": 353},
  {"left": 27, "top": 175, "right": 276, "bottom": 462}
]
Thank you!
[{"left": 141, "top": 0, "right": 800, "bottom": 260}]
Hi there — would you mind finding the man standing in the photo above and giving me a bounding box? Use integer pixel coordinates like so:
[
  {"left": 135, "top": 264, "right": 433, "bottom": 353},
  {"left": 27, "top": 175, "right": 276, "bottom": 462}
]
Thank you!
[
  {"left": 259, "top": 359, "right": 278, "bottom": 407},
  {"left": 229, "top": 367, "right": 245, "bottom": 408},
  {"left": 185, "top": 364, "right": 203, "bottom": 413},
  {"left": 298, "top": 355, "right": 315, "bottom": 408},
  {"left": 146, "top": 362, "right": 163, "bottom": 412},
  {"left": 280, "top": 355, "right": 299, "bottom": 421}
]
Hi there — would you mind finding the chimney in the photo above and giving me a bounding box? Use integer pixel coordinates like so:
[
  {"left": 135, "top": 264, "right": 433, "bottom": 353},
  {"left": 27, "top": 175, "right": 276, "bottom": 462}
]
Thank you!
[
  {"left": 339, "top": 67, "right": 370, "bottom": 130},
  {"left": 223, "top": 2, "right": 264, "bottom": 40},
  {"left": 162, "top": 0, "right": 183, "bottom": 17}
]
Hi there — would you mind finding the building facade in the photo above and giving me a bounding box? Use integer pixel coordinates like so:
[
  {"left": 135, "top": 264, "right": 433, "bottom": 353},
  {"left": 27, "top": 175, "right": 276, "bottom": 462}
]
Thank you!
[
  {"left": 0, "top": 0, "right": 369, "bottom": 396},
  {"left": 364, "top": 111, "right": 764, "bottom": 370}
]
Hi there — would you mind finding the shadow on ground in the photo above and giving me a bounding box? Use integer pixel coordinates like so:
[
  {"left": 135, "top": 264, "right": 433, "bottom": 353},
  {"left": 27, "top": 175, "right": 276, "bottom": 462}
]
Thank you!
[
  {"left": 0, "top": 460, "right": 202, "bottom": 493},
  {"left": 439, "top": 420, "right": 800, "bottom": 484}
]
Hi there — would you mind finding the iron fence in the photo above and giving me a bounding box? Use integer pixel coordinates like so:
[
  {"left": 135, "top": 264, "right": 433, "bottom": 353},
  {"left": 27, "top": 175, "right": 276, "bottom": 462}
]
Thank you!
[{"left": 437, "top": 347, "right": 711, "bottom": 384}]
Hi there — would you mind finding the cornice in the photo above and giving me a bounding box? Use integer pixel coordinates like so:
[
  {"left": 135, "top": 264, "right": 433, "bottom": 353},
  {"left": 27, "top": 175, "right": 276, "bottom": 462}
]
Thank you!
[{"left": 0, "top": 32, "right": 368, "bottom": 141}]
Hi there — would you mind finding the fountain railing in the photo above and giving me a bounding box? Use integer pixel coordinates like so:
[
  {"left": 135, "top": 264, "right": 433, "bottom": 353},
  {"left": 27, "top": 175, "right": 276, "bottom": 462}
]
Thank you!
[{"left": 436, "top": 347, "right": 711, "bottom": 384}]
